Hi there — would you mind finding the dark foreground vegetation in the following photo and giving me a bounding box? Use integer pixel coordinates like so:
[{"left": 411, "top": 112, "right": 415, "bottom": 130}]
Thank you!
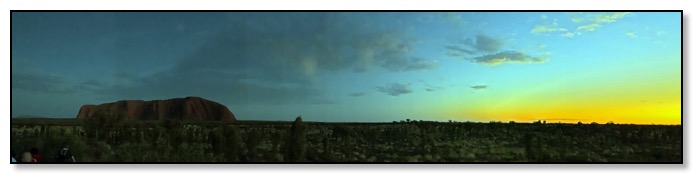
[{"left": 11, "top": 110, "right": 682, "bottom": 163}]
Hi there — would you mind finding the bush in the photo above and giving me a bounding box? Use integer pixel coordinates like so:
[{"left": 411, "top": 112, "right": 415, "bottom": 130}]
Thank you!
[
  {"left": 244, "top": 128, "right": 263, "bottom": 161},
  {"left": 285, "top": 117, "right": 307, "bottom": 162},
  {"left": 81, "top": 108, "right": 128, "bottom": 144},
  {"left": 223, "top": 125, "right": 242, "bottom": 162}
]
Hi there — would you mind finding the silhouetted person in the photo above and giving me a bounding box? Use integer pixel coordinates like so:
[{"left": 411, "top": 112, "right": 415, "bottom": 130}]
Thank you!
[
  {"left": 21, "top": 152, "right": 34, "bottom": 163},
  {"left": 56, "top": 145, "right": 76, "bottom": 163},
  {"left": 30, "top": 147, "right": 42, "bottom": 162}
]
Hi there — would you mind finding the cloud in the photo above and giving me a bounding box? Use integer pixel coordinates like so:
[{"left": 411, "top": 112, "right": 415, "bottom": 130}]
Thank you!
[
  {"left": 537, "top": 44, "right": 547, "bottom": 49},
  {"left": 533, "top": 12, "right": 632, "bottom": 37},
  {"left": 576, "top": 12, "right": 631, "bottom": 33},
  {"left": 73, "top": 13, "right": 447, "bottom": 106},
  {"left": 467, "top": 51, "right": 548, "bottom": 65},
  {"left": 531, "top": 19, "right": 560, "bottom": 34},
  {"left": 177, "top": 13, "right": 422, "bottom": 75},
  {"left": 11, "top": 71, "right": 74, "bottom": 94},
  {"left": 626, "top": 32, "right": 638, "bottom": 38},
  {"left": 447, "top": 35, "right": 549, "bottom": 65},
  {"left": 376, "top": 83, "right": 413, "bottom": 96},
  {"left": 445, "top": 45, "right": 475, "bottom": 55},
  {"left": 75, "top": 79, "right": 106, "bottom": 91},
  {"left": 577, "top": 23, "right": 601, "bottom": 32},
  {"left": 87, "top": 70, "right": 334, "bottom": 105},
  {"left": 76, "top": 13, "right": 431, "bottom": 105},
  {"left": 472, "top": 35, "right": 503, "bottom": 53},
  {"left": 561, "top": 32, "right": 576, "bottom": 38},
  {"left": 440, "top": 13, "right": 469, "bottom": 27},
  {"left": 532, "top": 25, "right": 576, "bottom": 38},
  {"left": 348, "top": 92, "right": 366, "bottom": 97},
  {"left": 470, "top": 85, "right": 488, "bottom": 90},
  {"left": 530, "top": 24, "right": 558, "bottom": 34},
  {"left": 445, "top": 34, "right": 504, "bottom": 58},
  {"left": 423, "top": 84, "right": 445, "bottom": 92},
  {"left": 593, "top": 12, "right": 632, "bottom": 23},
  {"left": 381, "top": 57, "right": 439, "bottom": 72}
]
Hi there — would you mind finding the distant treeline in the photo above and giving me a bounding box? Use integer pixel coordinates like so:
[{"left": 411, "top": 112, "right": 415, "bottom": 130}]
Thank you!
[{"left": 10, "top": 118, "right": 681, "bottom": 127}]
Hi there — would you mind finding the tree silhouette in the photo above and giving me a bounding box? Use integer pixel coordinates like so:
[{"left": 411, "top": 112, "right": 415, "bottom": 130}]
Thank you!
[{"left": 285, "top": 116, "right": 307, "bottom": 162}]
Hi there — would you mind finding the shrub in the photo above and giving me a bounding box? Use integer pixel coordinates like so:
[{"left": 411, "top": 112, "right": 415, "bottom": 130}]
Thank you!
[
  {"left": 209, "top": 125, "right": 226, "bottom": 154},
  {"left": 81, "top": 108, "right": 128, "bottom": 144},
  {"left": 244, "top": 128, "right": 263, "bottom": 161},
  {"left": 223, "top": 125, "right": 242, "bottom": 162},
  {"left": 285, "top": 116, "right": 307, "bottom": 162}
]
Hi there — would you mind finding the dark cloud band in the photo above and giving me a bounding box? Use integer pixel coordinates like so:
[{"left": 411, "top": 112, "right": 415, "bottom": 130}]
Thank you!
[{"left": 376, "top": 83, "right": 413, "bottom": 96}]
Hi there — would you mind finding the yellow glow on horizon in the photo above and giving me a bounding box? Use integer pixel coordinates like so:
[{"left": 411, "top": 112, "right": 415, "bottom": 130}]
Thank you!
[{"left": 438, "top": 53, "right": 680, "bottom": 125}]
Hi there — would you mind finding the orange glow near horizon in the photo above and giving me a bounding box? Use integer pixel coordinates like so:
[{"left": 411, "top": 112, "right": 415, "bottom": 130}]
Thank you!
[{"left": 437, "top": 53, "right": 681, "bottom": 125}]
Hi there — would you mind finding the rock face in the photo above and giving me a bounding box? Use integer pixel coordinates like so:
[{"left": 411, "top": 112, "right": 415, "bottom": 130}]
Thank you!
[{"left": 76, "top": 97, "right": 236, "bottom": 121}]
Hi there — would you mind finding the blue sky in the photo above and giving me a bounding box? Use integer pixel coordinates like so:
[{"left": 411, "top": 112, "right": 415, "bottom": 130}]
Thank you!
[{"left": 11, "top": 12, "right": 681, "bottom": 123}]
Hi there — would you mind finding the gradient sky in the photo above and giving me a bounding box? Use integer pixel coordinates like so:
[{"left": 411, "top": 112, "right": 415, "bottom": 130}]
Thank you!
[{"left": 11, "top": 12, "right": 681, "bottom": 124}]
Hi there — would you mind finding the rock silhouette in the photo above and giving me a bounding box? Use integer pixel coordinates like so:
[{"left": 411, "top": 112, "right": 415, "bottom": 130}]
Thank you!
[{"left": 76, "top": 97, "right": 236, "bottom": 121}]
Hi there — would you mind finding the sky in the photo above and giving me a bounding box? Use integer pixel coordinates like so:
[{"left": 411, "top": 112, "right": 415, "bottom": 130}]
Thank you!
[{"left": 10, "top": 12, "right": 681, "bottom": 124}]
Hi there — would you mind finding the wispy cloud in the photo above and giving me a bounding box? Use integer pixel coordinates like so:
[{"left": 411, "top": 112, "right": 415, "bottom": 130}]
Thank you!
[
  {"left": 424, "top": 84, "right": 445, "bottom": 92},
  {"left": 531, "top": 24, "right": 558, "bottom": 34},
  {"left": 626, "top": 32, "right": 638, "bottom": 38},
  {"left": 470, "top": 85, "right": 488, "bottom": 90},
  {"left": 581, "top": 12, "right": 631, "bottom": 32},
  {"left": 533, "top": 12, "right": 632, "bottom": 37},
  {"left": 381, "top": 57, "right": 439, "bottom": 72},
  {"left": 446, "top": 35, "right": 503, "bottom": 57},
  {"left": 561, "top": 32, "right": 576, "bottom": 38},
  {"left": 68, "top": 13, "right": 457, "bottom": 105},
  {"left": 348, "top": 92, "right": 366, "bottom": 97},
  {"left": 565, "top": 12, "right": 587, "bottom": 23},
  {"left": 11, "top": 71, "right": 74, "bottom": 94},
  {"left": 84, "top": 70, "right": 336, "bottom": 105},
  {"left": 75, "top": 79, "right": 106, "bottom": 91},
  {"left": 447, "top": 35, "right": 549, "bottom": 65},
  {"left": 72, "top": 13, "right": 434, "bottom": 105},
  {"left": 592, "top": 12, "right": 632, "bottom": 23},
  {"left": 445, "top": 45, "right": 476, "bottom": 55},
  {"left": 376, "top": 83, "right": 413, "bottom": 96},
  {"left": 467, "top": 51, "right": 548, "bottom": 65},
  {"left": 472, "top": 35, "right": 503, "bottom": 53},
  {"left": 576, "top": 23, "right": 601, "bottom": 32}
]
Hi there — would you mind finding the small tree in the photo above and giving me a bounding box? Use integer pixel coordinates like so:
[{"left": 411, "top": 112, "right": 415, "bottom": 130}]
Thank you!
[
  {"left": 223, "top": 125, "right": 242, "bottom": 162},
  {"left": 332, "top": 125, "right": 354, "bottom": 141},
  {"left": 271, "top": 130, "right": 282, "bottom": 153},
  {"left": 285, "top": 116, "right": 307, "bottom": 162},
  {"left": 161, "top": 120, "right": 183, "bottom": 146},
  {"left": 244, "top": 128, "right": 263, "bottom": 161},
  {"left": 524, "top": 132, "right": 534, "bottom": 161},
  {"left": 209, "top": 125, "right": 226, "bottom": 154},
  {"left": 81, "top": 108, "right": 128, "bottom": 144}
]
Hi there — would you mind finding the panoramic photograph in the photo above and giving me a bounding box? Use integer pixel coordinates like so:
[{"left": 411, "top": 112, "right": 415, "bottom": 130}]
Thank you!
[{"left": 10, "top": 12, "right": 681, "bottom": 163}]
